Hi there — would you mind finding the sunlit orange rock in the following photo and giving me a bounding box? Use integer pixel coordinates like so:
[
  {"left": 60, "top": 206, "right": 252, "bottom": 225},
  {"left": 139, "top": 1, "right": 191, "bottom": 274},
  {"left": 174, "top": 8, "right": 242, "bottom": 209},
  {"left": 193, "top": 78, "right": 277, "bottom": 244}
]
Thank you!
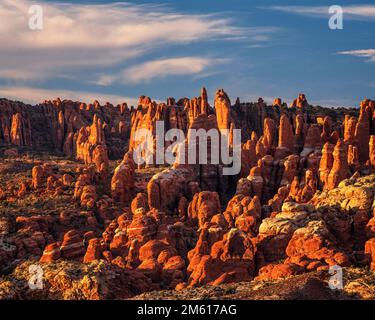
[
  {"left": 111, "top": 152, "right": 136, "bottom": 203},
  {"left": 83, "top": 238, "right": 104, "bottom": 263},
  {"left": 188, "top": 191, "right": 221, "bottom": 228},
  {"left": 319, "top": 142, "right": 334, "bottom": 189},
  {"left": 364, "top": 238, "right": 375, "bottom": 270},
  {"left": 369, "top": 135, "right": 375, "bottom": 167},
  {"left": 327, "top": 139, "right": 350, "bottom": 190},
  {"left": 275, "top": 115, "right": 294, "bottom": 160},
  {"left": 40, "top": 243, "right": 61, "bottom": 263},
  {"left": 291, "top": 93, "right": 309, "bottom": 109},
  {"left": 344, "top": 115, "right": 357, "bottom": 145},
  {"left": 355, "top": 107, "right": 370, "bottom": 163},
  {"left": 60, "top": 230, "right": 85, "bottom": 260}
]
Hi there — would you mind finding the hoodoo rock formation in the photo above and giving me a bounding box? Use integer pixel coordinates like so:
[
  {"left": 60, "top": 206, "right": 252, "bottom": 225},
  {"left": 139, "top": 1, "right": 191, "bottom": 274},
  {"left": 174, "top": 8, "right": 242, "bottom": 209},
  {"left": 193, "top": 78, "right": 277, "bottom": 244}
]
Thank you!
[
  {"left": 0, "top": 98, "right": 130, "bottom": 160},
  {"left": 0, "top": 91, "right": 374, "bottom": 300}
]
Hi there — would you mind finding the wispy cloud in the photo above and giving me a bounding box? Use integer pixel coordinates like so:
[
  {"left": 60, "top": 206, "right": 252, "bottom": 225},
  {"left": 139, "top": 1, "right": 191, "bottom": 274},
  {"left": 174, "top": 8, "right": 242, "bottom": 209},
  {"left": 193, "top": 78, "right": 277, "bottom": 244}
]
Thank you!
[
  {"left": 0, "top": 0, "right": 283, "bottom": 103},
  {"left": 337, "top": 49, "right": 375, "bottom": 62},
  {"left": 262, "top": 5, "right": 375, "bottom": 20},
  {"left": 96, "top": 57, "right": 229, "bottom": 85},
  {"left": 0, "top": 0, "right": 254, "bottom": 83},
  {"left": 0, "top": 86, "right": 139, "bottom": 106},
  {"left": 1, "top": 1, "right": 244, "bottom": 51}
]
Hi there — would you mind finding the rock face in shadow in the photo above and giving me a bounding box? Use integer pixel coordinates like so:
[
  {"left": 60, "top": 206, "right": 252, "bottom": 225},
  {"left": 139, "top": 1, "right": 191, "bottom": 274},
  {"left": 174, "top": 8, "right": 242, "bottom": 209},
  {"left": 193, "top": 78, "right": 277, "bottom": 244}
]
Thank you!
[{"left": 0, "top": 98, "right": 131, "bottom": 160}]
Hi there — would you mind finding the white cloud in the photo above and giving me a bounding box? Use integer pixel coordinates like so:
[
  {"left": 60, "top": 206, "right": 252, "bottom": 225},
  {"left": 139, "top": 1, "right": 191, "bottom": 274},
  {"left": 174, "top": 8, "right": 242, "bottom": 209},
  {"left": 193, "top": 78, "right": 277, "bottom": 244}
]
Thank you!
[
  {"left": 342, "top": 5, "right": 375, "bottom": 18},
  {"left": 1, "top": 0, "right": 244, "bottom": 50},
  {"left": 125, "top": 57, "right": 217, "bottom": 83},
  {"left": 0, "top": 86, "right": 139, "bottom": 106},
  {"left": 0, "top": 0, "right": 251, "bottom": 83},
  {"left": 262, "top": 6, "right": 329, "bottom": 17},
  {"left": 0, "top": 1, "right": 283, "bottom": 104},
  {"left": 262, "top": 5, "right": 375, "bottom": 20},
  {"left": 337, "top": 49, "right": 375, "bottom": 62},
  {"left": 96, "top": 57, "right": 228, "bottom": 85}
]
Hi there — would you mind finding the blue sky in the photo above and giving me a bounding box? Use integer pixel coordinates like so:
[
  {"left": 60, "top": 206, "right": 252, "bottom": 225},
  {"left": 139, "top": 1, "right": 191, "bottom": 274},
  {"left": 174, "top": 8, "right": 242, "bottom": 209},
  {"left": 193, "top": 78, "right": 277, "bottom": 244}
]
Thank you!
[{"left": 0, "top": 0, "right": 374, "bottom": 107}]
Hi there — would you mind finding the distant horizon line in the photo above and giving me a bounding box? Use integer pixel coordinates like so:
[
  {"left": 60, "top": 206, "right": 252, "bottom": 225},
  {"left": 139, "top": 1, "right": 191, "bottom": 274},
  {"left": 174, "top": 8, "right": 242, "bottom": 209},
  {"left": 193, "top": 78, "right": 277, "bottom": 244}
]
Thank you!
[
  {"left": 0, "top": 94, "right": 360, "bottom": 110},
  {"left": 0, "top": 85, "right": 364, "bottom": 110}
]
